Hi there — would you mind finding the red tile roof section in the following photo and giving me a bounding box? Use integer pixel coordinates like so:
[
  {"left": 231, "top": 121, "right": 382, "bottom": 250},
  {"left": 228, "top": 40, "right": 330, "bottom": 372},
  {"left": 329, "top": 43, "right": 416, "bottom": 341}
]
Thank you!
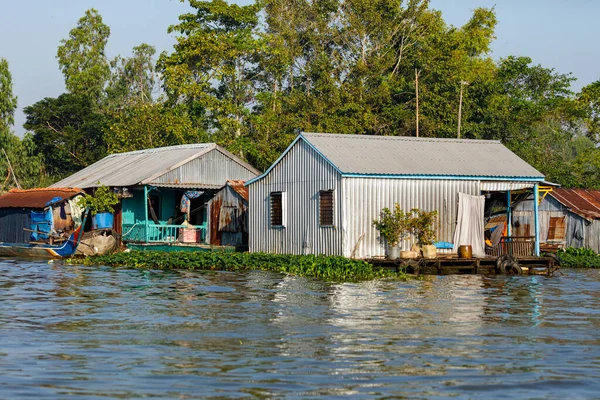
[
  {"left": 0, "top": 188, "right": 83, "bottom": 208},
  {"left": 549, "top": 188, "right": 600, "bottom": 220},
  {"left": 227, "top": 180, "right": 248, "bottom": 201}
]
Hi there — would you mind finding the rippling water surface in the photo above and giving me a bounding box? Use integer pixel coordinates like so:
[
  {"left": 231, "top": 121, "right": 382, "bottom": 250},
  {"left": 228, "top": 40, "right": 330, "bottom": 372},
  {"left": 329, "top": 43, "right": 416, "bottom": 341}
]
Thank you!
[{"left": 1, "top": 259, "right": 599, "bottom": 399}]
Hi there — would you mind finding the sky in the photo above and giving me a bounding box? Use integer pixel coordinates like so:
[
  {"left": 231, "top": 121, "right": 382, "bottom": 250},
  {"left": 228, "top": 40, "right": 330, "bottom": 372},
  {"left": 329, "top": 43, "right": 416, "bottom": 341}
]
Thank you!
[{"left": 0, "top": 0, "right": 599, "bottom": 137}]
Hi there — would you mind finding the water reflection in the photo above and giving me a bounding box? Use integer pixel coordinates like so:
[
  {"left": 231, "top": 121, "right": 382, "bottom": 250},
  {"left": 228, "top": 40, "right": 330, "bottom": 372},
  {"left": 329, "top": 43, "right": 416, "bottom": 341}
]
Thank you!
[{"left": 0, "top": 260, "right": 599, "bottom": 398}]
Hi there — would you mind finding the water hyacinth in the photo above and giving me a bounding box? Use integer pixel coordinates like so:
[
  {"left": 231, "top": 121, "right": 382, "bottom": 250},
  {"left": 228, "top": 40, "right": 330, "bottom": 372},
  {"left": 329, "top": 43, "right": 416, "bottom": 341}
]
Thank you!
[{"left": 69, "top": 251, "right": 408, "bottom": 282}]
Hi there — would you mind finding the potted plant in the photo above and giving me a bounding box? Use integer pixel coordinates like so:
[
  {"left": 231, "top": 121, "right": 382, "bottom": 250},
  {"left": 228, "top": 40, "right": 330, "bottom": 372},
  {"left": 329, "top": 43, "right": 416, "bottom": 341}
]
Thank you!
[
  {"left": 77, "top": 185, "right": 120, "bottom": 229},
  {"left": 373, "top": 203, "right": 410, "bottom": 259},
  {"left": 410, "top": 208, "right": 438, "bottom": 259}
]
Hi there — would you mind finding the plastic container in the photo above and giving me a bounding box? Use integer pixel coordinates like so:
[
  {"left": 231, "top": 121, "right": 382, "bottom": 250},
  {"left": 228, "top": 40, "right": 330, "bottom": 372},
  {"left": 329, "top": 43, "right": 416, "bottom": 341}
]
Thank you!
[
  {"left": 93, "top": 212, "right": 114, "bottom": 229},
  {"left": 179, "top": 228, "right": 200, "bottom": 243}
]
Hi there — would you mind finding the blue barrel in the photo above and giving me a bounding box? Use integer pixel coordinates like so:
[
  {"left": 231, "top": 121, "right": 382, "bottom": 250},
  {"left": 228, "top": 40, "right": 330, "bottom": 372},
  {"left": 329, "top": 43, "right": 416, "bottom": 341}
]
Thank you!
[{"left": 93, "top": 212, "right": 114, "bottom": 229}]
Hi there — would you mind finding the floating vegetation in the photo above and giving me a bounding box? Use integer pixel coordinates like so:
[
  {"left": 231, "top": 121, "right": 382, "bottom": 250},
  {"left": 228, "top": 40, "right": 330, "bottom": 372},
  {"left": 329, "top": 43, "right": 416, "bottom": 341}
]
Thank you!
[
  {"left": 557, "top": 247, "right": 600, "bottom": 268},
  {"left": 68, "top": 251, "right": 408, "bottom": 282}
]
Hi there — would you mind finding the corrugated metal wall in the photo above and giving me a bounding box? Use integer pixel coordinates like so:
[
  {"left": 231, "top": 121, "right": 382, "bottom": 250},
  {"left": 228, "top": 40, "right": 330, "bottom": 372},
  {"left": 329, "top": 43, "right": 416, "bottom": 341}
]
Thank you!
[
  {"left": 208, "top": 185, "right": 248, "bottom": 246},
  {"left": 513, "top": 195, "right": 589, "bottom": 250},
  {"left": 249, "top": 139, "right": 343, "bottom": 255},
  {"left": 341, "top": 178, "right": 480, "bottom": 258},
  {"left": 150, "top": 149, "right": 257, "bottom": 187}
]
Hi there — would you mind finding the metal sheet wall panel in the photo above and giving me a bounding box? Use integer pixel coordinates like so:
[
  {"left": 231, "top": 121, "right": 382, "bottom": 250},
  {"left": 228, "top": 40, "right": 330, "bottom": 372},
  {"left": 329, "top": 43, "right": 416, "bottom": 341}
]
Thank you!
[
  {"left": 341, "top": 178, "right": 480, "bottom": 258},
  {"left": 249, "top": 139, "right": 342, "bottom": 255},
  {"left": 513, "top": 196, "right": 587, "bottom": 249},
  {"left": 152, "top": 149, "right": 257, "bottom": 187},
  {"left": 586, "top": 221, "right": 600, "bottom": 252}
]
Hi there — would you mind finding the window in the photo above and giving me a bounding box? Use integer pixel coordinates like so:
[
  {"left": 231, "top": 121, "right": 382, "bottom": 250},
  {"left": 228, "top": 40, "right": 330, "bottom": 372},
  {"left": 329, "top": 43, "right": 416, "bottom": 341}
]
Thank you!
[
  {"left": 270, "top": 191, "right": 286, "bottom": 227},
  {"left": 547, "top": 216, "right": 566, "bottom": 242},
  {"left": 319, "top": 190, "right": 334, "bottom": 226}
]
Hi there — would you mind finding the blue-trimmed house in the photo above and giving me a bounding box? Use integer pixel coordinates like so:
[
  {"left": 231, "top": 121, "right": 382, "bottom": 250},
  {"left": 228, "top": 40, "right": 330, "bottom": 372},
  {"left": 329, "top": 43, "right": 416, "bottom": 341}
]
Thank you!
[
  {"left": 52, "top": 144, "right": 260, "bottom": 246},
  {"left": 246, "top": 132, "right": 546, "bottom": 259}
]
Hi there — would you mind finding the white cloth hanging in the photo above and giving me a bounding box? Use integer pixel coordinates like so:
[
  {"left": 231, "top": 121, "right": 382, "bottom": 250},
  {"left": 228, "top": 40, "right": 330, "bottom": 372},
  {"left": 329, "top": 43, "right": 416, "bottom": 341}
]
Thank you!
[{"left": 453, "top": 193, "right": 486, "bottom": 258}]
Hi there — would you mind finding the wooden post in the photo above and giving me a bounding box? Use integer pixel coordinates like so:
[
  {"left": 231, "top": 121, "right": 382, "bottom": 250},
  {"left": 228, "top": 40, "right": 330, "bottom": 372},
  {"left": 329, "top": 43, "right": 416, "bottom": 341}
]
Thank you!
[
  {"left": 457, "top": 81, "right": 468, "bottom": 138},
  {"left": 415, "top": 69, "right": 420, "bottom": 137}
]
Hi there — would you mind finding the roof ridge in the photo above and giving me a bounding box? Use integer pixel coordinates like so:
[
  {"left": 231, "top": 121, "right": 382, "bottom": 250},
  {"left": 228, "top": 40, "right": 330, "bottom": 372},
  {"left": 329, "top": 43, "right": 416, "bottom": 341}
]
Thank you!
[
  {"left": 301, "top": 132, "right": 501, "bottom": 144},
  {"left": 107, "top": 143, "right": 216, "bottom": 158}
]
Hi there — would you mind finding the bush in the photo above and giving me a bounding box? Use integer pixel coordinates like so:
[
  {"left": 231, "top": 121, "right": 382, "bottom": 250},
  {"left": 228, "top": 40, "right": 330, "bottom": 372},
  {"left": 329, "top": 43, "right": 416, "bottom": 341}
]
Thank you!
[
  {"left": 557, "top": 247, "right": 600, "bottom": 268},
  {"left": 77, "top": 185, "right": 120, "bottom": 214}
]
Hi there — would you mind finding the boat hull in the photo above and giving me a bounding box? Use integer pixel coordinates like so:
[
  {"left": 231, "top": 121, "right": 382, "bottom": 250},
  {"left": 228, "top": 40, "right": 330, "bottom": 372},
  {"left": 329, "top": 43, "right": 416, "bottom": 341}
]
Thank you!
[{"left": 0, "top": 218, "right": 86, "bottom": 259}]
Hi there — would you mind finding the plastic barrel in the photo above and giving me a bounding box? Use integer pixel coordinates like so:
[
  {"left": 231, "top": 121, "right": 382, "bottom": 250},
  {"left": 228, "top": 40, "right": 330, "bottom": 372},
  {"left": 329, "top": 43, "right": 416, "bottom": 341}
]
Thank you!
[{"left": 93, "top": 212, "right": 114, "bottom": 229}]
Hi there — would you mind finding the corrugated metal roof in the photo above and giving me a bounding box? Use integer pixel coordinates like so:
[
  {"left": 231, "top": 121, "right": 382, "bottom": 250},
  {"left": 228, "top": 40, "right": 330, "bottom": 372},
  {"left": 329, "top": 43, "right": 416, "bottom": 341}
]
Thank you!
[
  {"left": 549, "top": 188, "right": 600, "bottom": 220},
  {"left": 227, "top": 180, "right": 248, "bottom": 201},
  {"left": 302, "top": 132, "right": 544, "bottom": 178},
  {"left": 51, "top": 143, "right": 260, "bottom": 189},
  {"left": 0, "top": 188, "right": 83, "bottom": 208}
]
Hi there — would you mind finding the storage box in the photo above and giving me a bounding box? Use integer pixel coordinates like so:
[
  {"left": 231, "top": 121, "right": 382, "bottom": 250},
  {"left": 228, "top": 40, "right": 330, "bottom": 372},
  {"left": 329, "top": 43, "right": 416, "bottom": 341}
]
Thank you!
[{"left": 179, "top": 228, "right": 200, "bottom": 243}]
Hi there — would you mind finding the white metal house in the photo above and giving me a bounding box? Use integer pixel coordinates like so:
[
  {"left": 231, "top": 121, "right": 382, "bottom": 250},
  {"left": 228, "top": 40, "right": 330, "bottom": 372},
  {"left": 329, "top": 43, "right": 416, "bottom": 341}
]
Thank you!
[{"left": 246, "top": 132, "right": 546, "bottom": 258}]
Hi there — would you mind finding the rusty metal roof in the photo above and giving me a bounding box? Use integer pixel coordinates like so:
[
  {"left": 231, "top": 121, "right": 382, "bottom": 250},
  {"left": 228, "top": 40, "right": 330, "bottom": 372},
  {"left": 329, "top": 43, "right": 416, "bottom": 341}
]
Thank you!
[
  {"left": 0, "top": 188, "right": 83, "bottom": 209},
  {"left": 549, "top": 188, "right": 600, "bottom": 220},
  {"left": 227, "top": 180, "right": 248, "bottom": 201}
]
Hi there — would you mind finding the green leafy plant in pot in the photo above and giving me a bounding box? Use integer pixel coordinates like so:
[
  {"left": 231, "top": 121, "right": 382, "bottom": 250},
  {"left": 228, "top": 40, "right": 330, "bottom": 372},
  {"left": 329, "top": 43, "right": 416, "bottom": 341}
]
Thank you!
[
  {"left": 410, "top": 208, "right": 438, "bottom": 259},
  {"left": 77, "top": 185, "right": 120, "bottom": 229},
  {"left": 373, "top": 203, "right": 411, "bottom": 259}
]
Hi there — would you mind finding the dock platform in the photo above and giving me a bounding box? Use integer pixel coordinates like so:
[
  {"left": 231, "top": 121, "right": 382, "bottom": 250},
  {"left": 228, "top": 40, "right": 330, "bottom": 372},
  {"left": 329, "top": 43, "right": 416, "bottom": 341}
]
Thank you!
[{"left": 367, "top": 256, "right": 559, "bottom": 276}]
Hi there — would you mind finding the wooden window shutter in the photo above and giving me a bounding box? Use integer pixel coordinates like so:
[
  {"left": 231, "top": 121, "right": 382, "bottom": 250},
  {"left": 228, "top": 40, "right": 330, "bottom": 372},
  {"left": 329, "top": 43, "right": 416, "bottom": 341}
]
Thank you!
[
  {"left": 547, "top": 216, "right": 566, "bottom": 241},
  {"left": 319, "top": 190, "right": 334, "bottom": 226},
  {"left": 270, "top": 192, "right": 285, "bottom": 227}
]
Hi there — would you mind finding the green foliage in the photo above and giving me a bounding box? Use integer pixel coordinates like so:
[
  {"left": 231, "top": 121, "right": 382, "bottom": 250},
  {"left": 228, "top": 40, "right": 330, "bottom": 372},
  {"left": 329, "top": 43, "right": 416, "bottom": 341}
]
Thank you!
[
  {"left": 77, "top": 185, "right": 120, "bottom": 214},
  {"left": 23, "top": 93, "right": 107, "bottom": 180},
  {"left": 57, "top": 9, "right": 111, "bottom": 101},
  {"left": 71, "top": 250, "right": 408, "bottom": 282},
  {"left": 557, "top": 247, "right": 600, "bottom": 268},
  {"left": 373, "top": 204, "right": 411, "bottom": 247},
  {"left": 410, "top": 209, "right": 438, "bottom": 245},
  {"left": 0, "top": 58, "right": 49, "bottom": 190},
  {"left": 0, "top": 58, "right": 17, "bottom": 130}
]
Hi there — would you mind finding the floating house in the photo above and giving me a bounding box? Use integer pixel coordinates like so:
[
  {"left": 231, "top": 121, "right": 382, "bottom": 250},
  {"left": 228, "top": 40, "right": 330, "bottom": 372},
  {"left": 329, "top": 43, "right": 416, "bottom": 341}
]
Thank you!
[
  {"left": 51, "top": 144, "right": 260, "bottom": 247},
  {"left": 513, "top": 188, "right": 600, "bottom": 253},
  {"left": 0, "top": 188, "right": 84, "bottom": 244},
  {"left": 246, "top": 132, "right": 546, "bottom": 258}
]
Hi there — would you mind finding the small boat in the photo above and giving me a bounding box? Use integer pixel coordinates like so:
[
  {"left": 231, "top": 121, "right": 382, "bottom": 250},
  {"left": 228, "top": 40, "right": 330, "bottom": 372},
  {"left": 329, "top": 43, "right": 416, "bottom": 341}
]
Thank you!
[
  {"left": 0, "top": 188, "right": 88, "bottom": 258},
  {"left": 0, "top": 220, "right": 86, "bottom": 258}
]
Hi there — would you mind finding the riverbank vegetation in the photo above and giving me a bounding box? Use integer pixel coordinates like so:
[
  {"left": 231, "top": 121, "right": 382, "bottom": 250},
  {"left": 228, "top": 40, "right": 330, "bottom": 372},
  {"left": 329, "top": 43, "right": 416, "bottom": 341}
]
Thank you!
[
  {"left": 2, "top": 1, "right": 600, "bottom": 191},
  {"left": 72, "top": 251, "right": 408, "bottom": 282},
  {"left": 557, "top": 247, "right": 600, "bottom": 268}
]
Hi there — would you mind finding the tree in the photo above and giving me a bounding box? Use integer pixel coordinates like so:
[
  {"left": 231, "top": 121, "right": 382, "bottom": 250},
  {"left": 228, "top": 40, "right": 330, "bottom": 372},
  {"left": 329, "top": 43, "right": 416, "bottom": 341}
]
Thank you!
[
  {"left": 0, "top": 58, "right": 17, "bottom": 130},
  {"left": 159, "top": 0, "right": 262, "bottom": 155},
  {"left": 23, "top": 93, "right": 107, "bottom": 180},
  {"left": 57, "top": 8, "right": 111, "bottom": 101},
  {"left": 579, "top": 80, "right": 600, "bottom": 142},
  {"left": 106, "top": 43, "right": 158, "bottom": 109},
  {"left": 0, "top": 58, "right": 48, "bottom": 190},
  {"left": 106, "top": 103, "right": 203, "bottom": 153}
]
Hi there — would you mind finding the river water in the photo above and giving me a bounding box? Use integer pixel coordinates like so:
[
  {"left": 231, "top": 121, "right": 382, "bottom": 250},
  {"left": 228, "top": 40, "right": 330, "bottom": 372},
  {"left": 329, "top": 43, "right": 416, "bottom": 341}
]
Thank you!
[{"left": 1, "top": 259, "right": 599, "bottom": 399}]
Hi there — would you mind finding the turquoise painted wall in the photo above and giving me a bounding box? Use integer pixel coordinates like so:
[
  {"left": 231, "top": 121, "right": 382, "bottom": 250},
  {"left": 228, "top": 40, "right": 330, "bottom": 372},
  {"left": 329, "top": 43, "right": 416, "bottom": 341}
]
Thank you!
[{"left": 122, "top": 187, "right": 179, "bottom": 226}]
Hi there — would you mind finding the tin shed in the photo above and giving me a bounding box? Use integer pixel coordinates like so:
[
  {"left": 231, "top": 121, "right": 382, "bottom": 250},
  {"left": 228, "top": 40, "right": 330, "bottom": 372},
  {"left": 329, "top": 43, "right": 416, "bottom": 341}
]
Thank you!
[
  {"left": 52, "top": 144, "right": 259, "bottom": 245},
  {"left": 513, "top": 188, "right": 600, "bottom": 252},
  {"left": 246, "top": 132, "right": 545, "bottom": 258}
]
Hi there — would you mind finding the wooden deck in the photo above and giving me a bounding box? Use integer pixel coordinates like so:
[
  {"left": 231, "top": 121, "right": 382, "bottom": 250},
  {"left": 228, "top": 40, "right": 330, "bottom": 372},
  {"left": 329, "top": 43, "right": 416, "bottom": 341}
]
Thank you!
[{"left": 367, "top": 256, "right": 559, "bottom": 276}]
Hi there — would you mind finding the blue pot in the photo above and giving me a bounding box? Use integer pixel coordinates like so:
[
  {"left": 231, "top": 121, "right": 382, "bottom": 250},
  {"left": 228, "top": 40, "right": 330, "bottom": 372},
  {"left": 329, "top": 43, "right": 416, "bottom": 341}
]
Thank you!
[{"left": 93, "top": 212, "right": 114, "bottom": 229}]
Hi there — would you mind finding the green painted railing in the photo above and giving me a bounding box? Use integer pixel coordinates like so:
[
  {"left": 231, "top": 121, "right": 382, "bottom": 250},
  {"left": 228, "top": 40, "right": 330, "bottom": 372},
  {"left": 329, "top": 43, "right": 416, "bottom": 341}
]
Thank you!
[{"left": 122, "top": 223, "right": 207, "bottom": 243}]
